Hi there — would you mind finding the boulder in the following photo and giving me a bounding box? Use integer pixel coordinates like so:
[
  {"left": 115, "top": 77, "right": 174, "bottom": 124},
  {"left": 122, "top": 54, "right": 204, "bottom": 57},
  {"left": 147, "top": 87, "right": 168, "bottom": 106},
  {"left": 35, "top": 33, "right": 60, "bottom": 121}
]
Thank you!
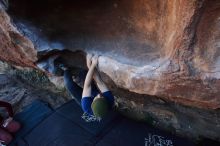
[
  {"left": 0, "top": 0, "right": 220, "bottom": 141},
  {"left": 7, "top": 0, "right": 220, "bottom": 109},
  {"left": 0, "top": 1, "right": 37, "bottom": 67}
]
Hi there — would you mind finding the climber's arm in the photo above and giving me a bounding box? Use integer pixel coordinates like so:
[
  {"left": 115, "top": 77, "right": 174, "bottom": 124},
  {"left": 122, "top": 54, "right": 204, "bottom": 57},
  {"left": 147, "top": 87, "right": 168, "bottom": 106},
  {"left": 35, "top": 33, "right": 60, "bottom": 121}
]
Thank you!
[
  {"left": 82, "top": 56, "right": 98, "bottom": 98},
  {"left": 93, "top": 69, "right": 109, "bottom": 93},
  {"left": 88, "top": 54, "right": 108, "bottom": 93}
]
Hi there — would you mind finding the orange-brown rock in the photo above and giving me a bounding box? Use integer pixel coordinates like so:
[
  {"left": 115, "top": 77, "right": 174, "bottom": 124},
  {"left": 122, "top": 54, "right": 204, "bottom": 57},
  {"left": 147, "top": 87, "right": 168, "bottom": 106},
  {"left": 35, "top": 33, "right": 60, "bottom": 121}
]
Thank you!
[
  {"left": 8, "top": 0, "right": 220, "bottom": 109},
  {"left": 1, "top": 0, "right": 220, "bottom": 141},
  {"left": 0, "top": 3, "right": 37, "bottom": 67}
]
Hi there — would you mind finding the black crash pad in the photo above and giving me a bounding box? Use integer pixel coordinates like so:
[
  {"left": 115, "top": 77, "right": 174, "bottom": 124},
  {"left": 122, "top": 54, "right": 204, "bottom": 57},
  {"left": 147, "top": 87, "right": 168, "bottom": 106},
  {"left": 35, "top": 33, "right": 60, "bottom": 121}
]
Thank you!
[
  {"left": 11, "top": 100, "right": 195, "bottom": 146},
  {"left": 96, "top": 118, "right": 194, "bottom": 146},
  {"left": 55, "top": 100, "right": 120, "bottom": 135},
  {"left": 10, "top": 100, "right": 53, "bottom": 146}
]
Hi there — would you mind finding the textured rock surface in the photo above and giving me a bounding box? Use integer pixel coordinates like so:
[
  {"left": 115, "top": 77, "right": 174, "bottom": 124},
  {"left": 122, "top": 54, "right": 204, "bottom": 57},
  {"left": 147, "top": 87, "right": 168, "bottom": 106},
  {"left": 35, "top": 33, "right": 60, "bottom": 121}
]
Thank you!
[
  {"left": 0, "top": 70, "right": 70, "bottom": 114},
  {"left": 7, "top": 0, "right": 220, "bottom": 110},
  {"left": 0, "top": 0, "right": 220, "bottom": 141},
  {"left": 0, "top": 2, "right": 37, "bottom": 67}
]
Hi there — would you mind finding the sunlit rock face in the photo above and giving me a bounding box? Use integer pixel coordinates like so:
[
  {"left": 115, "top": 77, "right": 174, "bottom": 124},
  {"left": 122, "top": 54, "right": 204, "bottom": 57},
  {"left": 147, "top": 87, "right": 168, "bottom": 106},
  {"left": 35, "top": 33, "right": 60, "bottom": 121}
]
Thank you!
[
  {"left": 7, "top": 0, "right": 220, "bottom": 109},
  {"left": 0, "top": 0, "right": 220, "bottom": 140}
]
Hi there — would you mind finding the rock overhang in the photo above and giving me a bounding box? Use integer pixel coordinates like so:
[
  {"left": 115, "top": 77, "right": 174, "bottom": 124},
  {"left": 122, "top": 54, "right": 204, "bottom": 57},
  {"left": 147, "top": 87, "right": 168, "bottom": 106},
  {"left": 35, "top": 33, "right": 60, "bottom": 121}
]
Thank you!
[
  {"left": 0, "top": 0, "right": 219, "bottom": 110},
  {"left": 0, "top": 0, "right": 220, "bottom": 141}
]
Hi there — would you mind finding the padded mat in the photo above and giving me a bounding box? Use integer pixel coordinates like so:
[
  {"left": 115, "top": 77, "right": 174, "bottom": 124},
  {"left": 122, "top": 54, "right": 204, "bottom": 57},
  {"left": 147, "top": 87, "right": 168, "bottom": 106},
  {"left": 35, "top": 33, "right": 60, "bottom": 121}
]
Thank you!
[{"left": 11, "top": 100, "right": 195, "bottom": 146}]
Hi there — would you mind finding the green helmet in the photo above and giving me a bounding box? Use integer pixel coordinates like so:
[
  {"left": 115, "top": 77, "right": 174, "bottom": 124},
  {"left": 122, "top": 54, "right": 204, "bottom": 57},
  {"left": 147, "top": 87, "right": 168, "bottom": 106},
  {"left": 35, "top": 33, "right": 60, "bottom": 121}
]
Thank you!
[{"left": 91, "top": 97, "right": 109, "bottom": 118}]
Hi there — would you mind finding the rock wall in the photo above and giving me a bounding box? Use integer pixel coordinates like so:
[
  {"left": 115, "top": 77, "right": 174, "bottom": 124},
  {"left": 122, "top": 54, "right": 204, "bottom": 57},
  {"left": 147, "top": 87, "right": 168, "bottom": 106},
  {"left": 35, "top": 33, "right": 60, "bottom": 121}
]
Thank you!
[
  {"left": 97, "top": 0, "right": 220, "bottom": 110},
  {"left": 0, "top": 2, "right": 37, "bottom": 67},
  {"left": 5, "top": 0, "right": 220, "bottom": 109},
  {"left": 0, "top": 0, "right": 220, "bottom": 141}
]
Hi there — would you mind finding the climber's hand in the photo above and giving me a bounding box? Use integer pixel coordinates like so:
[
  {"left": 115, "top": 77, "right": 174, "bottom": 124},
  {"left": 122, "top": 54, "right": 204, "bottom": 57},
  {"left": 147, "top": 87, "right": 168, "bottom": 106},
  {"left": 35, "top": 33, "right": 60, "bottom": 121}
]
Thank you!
[
  {"left": 86, "top": 54, "right": 93, "bottom": 68},
  {"left": 91, "top": 55, "right": 99, "bottom": 67}
]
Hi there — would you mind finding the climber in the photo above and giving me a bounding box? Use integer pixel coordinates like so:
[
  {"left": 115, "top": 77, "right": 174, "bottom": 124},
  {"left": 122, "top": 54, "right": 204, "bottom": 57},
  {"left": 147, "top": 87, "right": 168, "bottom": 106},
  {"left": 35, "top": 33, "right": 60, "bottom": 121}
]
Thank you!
[{"left": 61, "top": 54, "right": 114, "bottom": 122}]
